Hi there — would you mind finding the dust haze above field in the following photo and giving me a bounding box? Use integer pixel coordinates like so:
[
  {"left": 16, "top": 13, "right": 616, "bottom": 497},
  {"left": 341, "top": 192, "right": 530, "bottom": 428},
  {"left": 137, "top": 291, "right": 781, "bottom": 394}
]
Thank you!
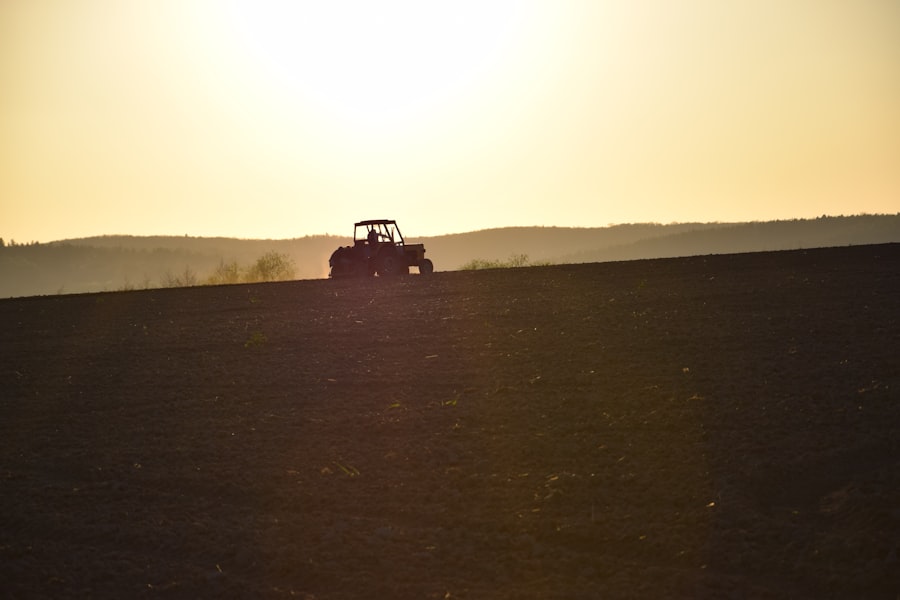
[{"left": 1, "top": 214, "right": 899, "bottom": 298}]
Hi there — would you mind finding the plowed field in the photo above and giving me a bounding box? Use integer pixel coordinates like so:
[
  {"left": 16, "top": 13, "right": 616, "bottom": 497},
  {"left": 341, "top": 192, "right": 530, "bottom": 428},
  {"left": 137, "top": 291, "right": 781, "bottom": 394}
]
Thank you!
[{"left": 2, "top": 244, "right": 898, "bottom": 599}]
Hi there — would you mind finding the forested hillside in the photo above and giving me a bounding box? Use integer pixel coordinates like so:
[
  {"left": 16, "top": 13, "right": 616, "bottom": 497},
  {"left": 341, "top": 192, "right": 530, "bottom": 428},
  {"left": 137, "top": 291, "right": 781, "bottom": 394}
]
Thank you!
[
  {"left": 416, "top": 214, "right": 900, "bottom": 270},
  {"left": 0, "top": 236, "right": 345, "bottom": 297},
  {"left": 2, "top": 214, "right": 898, "bottom": 297}
]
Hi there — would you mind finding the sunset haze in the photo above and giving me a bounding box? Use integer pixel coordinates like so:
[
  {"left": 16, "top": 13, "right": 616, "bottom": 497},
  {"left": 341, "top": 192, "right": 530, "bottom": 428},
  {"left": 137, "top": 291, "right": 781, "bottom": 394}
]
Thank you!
[{"left": 2, "top": 0, "right": 898, "bottom": 243}]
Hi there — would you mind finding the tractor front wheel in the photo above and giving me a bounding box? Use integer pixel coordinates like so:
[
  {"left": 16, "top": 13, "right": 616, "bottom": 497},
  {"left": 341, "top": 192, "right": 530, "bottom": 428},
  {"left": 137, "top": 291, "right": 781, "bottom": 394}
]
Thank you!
[{"left": 418, "top": 259, "right": 434, "bottom": 274}]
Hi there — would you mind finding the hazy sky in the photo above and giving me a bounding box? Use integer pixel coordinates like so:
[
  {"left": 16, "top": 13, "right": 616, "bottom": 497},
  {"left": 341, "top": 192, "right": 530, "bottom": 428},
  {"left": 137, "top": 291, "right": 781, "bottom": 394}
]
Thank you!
[{"left": 2, "top": 0, "right": 899, "bottom": 242}]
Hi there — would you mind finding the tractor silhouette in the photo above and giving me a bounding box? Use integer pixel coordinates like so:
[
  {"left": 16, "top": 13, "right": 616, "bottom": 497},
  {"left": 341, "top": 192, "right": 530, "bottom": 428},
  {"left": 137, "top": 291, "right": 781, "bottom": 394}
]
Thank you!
[{"left": 328, "top": 219, "right": 433, "bottom": 278}]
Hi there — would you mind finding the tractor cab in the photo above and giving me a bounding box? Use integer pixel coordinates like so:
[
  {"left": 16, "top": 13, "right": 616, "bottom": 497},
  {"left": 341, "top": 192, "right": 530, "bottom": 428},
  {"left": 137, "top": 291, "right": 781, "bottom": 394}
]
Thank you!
[{"left": 356, "top": 220, "right": 402, "bottom": 248}]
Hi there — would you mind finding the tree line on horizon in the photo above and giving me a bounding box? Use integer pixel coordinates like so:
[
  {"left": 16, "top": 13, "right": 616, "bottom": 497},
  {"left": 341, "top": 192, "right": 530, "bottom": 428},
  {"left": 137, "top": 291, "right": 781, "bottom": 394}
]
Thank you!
[
  {"left": 0, "top": 243, "right": 301, "bottom": 297},
  {"left": 0, "top": 238, "right": 41, "bottom": 248},
  {"left": 2, "top": 214, "right": 898, "bottom": 298}
]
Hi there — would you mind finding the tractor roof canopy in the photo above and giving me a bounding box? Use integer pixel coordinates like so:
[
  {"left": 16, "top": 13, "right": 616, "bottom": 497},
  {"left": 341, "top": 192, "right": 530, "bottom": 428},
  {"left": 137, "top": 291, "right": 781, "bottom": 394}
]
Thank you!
[{"left": 354, "top": 219, "right": 396, "bottom": 227}]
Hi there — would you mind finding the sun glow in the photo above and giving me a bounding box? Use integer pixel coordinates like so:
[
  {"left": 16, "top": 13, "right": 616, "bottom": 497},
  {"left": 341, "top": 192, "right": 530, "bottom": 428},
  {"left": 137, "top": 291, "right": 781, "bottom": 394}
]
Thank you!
[
  {"left": 3, "top": 0, "right": 898, "bottom": 243},
  {"left": 221, "top": 1, "right": 530, "bottom": 136}
]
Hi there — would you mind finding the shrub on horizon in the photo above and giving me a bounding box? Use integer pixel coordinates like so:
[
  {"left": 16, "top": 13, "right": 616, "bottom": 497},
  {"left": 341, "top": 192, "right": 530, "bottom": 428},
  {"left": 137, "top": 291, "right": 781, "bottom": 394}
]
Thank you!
[
  {"left": 161, "top": 266, "right": 198, "bottom": 288},
  {"left": 460, "top": 253, "right": 550, "bottom": 271},
  {"left": 243, "top": 251, "right": 296, "bottom": 283},
  {"left": 206, "top": 260, "right": 241, "bottom": 285}
]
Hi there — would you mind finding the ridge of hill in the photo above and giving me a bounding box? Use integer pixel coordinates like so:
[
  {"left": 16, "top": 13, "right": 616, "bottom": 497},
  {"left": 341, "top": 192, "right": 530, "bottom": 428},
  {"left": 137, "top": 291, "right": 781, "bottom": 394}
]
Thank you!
[
  {"left": 1, "top": 214, "right": 898, "bottom": 298},
  {"left": 548, "top": 213, "right": 900, "bottom": 264}
]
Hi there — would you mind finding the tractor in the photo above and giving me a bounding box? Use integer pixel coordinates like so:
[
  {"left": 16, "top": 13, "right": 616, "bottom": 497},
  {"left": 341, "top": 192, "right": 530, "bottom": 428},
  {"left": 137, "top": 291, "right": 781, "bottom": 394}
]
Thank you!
[{"left": 329, "top": 219, "right": 434, "bottom": 278}]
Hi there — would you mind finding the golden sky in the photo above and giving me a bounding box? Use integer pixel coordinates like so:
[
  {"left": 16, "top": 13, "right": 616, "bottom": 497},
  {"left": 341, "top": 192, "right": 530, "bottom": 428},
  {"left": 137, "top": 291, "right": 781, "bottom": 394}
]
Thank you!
[{"left": 2, "top": 0, "right": 898, "bottom": 242}]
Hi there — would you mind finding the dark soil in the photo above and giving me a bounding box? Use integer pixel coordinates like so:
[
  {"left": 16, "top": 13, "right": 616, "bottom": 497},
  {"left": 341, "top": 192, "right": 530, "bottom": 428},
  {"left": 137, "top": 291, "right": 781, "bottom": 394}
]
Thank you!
[{"left": 1, "top": 244, "right": 898, "bottom": 599}]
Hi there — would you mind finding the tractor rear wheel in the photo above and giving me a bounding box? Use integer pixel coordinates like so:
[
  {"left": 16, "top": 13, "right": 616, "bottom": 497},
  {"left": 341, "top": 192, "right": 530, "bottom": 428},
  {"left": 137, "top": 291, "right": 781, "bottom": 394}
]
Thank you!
[{"left": 377, "top": 252, "right": 406, "bottom": 276}]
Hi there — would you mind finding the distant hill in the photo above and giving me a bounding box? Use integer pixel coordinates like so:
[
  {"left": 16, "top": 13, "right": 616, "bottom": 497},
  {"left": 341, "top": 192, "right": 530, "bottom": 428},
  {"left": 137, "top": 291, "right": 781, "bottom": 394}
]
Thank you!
[
  {"left": 418, "top": 214, "right": 900, "bottom": 268},
  {"left": 547, "top": 214, "right": 900, "bottom": 265},
  {"left": 1, "top": 214, "right": 898, "bottom": 298},
  {"left": 0, "top": 235, "right": 346, "bottom": 298}
]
